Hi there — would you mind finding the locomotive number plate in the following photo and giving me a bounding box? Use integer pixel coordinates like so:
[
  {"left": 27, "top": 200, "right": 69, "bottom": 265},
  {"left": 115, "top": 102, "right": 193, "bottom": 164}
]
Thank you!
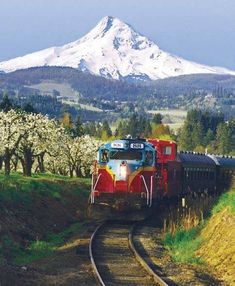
[
  {"left": 111, "top": 142, "right": 124, "bottom": 148},
  {"left": 130, "top": 143, "right": 144, "bottom": 149}
]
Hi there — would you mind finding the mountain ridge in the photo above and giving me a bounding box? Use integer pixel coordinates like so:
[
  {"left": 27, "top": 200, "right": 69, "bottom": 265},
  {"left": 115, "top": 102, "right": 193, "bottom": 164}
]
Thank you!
[{"left": 0, "top": 16, "right": 235, "bottom": 81}]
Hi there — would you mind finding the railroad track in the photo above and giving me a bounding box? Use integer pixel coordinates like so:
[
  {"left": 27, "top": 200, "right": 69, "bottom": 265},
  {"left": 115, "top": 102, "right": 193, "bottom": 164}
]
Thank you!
[{"left": 89, "top": 221, "right": 168, "bottom": 286}]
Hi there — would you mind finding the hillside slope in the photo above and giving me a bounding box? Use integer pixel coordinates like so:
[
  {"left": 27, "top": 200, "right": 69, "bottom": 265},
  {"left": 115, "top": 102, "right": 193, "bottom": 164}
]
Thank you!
[
  {"left": 0, "top": 174, "right": 90, "bottom": 264},
  {"left": 197, "top": 189, "right": 235, "bottom": 285},
  {"left": 1, "top": 67, "right": 235, "bottom": 118}
]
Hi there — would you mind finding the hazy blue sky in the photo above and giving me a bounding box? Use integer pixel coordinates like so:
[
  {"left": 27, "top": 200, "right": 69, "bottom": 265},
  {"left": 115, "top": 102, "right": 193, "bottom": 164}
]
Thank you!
[{"left": 0, "top": 0, "right": 235, "bottom": 69}]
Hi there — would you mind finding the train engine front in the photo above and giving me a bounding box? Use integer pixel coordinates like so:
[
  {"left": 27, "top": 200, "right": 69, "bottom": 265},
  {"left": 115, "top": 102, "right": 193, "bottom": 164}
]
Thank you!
[{"left": 89, "top": 139, "right": 156, "bottom": 212}]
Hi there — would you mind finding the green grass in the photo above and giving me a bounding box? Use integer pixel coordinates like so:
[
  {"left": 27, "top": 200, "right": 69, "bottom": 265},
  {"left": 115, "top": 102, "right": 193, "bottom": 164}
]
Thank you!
[
  {"left": 164, "top": 226, "right": 203, "bottom": 264},
  {"left": 0, "top": 172, "right": 91, "bottom": 265},
  {"left": 14, "top": 222, "right": 84, "bottom": 265},
  {"left": 212, "top": 187, "right": 235, "bottom": 214},
  {"left": 163, "top": 186, "right": 235, "bottom": 264},
  {"left": 0, "top": 172, "right": 91, "bottom": 205}
]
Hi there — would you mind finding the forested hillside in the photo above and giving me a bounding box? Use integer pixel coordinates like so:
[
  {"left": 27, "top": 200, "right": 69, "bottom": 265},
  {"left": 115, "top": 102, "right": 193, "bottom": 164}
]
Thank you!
[{"left": 0, "top": 67, "right": 235, "bottom": 121}]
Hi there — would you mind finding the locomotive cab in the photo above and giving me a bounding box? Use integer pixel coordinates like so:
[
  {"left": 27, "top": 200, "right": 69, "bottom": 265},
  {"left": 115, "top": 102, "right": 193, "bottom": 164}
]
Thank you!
[{"left": 90, "top": 139, "right": 157, "bottom": 210}]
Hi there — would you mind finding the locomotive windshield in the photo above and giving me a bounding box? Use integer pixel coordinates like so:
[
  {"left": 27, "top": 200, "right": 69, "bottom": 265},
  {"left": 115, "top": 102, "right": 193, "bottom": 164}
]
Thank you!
[{"left": 110, "top": 151, "right": 142, "bottom": 161}]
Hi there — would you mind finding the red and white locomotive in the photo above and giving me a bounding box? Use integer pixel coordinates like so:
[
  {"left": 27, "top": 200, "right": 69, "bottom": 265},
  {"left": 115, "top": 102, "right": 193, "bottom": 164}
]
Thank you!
[{"left": 89, "top": 138, "right": 235, "bottom": 212}]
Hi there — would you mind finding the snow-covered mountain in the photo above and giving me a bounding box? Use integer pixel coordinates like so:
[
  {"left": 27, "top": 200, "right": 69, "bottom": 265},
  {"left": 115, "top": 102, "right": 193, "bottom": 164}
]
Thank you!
[{"left": 1, "top": 16, "right": 235, "bottom": 81}]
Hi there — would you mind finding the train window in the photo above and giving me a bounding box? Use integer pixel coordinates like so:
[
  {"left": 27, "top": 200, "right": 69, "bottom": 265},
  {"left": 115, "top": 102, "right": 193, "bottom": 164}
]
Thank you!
[
  {"left": 197, "top": 168, "right": 199, "bottom": 179},
  {"left": 192, "top": 171, "right": 194, "bottom": 180},
  {"left": 101, "top": 149, "right": 109, "bottom": 163},
  {"left": 110, "top": 151, "right": 142, "bottom": 161},
  {"left": 163, "top": 146, "right": 172, "bottom": 155},
  {"left": 145, "top": 151, "right": 154, "bottom": 166},
  {"left": 210, "top": 171, "right": 215, "bottom": 180},
  {"left": 186, "top": 169, "right": 189, "bottom": 180},
  {"left": 189, "top": 171, "right": 192, "bottom": 180}
]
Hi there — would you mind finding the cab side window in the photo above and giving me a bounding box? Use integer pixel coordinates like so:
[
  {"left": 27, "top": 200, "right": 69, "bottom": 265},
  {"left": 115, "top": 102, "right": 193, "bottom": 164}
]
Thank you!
[
  {"left": 164, "top": 146, "right": 172, "bottom": 155},
  {"left": 145, "top": 151, "right": 153, "bottom": 166},
  {"left": 101, "top": 149, "right": 109, "bottom": 163}
]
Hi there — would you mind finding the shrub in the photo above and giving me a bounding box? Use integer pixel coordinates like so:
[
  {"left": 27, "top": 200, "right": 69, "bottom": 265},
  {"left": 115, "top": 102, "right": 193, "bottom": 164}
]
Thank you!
[{"left": 163, "top": 226, "right": 203, "bottom": 264}]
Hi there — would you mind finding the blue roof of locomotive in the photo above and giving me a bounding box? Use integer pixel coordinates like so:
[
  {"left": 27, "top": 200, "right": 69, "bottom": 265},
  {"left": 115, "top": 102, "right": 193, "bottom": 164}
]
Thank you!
[{"left": 101, "top": 139, "right": 155, "bottom": 151}]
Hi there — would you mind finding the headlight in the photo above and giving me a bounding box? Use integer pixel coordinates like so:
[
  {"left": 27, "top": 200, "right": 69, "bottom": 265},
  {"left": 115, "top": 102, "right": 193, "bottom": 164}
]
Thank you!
[{"left": 119, "top": 165, "right": 127, "bottom": 178}]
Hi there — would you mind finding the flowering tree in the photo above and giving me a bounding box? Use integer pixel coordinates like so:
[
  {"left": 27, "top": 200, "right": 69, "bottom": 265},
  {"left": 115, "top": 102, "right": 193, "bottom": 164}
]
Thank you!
[
  {"left": 16, "top": 114, "right": 60, "bottom": 176},
  {"left": 0, "top": 110, "right": 28, "bottom": 175},
  {"left": 45, "top": 135, "right": 101, "bottom": 177},
  {"left": 76, "top": 135, "right": 101, "bottom": 177},
  {"left": 0, "top": 110, "right": 101, "bottom": 177}
]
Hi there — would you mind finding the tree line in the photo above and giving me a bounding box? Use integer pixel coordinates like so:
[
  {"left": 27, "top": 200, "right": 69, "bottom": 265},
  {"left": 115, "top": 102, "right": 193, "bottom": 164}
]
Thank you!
[
  {"left": 42, "top": 109, "right": 235, "bottom": 156},
  {"left": 179, "top": 109, "right": 235, "bottom": 154},
  {"left": 0, "top": 108, "right": 100, "bottom": 177},
  {"left": 0, "top": 95, "right": 234, "bottom": 178}
]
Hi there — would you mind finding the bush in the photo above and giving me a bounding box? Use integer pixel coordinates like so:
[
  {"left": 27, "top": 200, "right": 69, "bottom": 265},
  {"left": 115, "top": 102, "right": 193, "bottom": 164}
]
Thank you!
[{"left": 164, "top": 226, "right": 203, "bottom": 264}]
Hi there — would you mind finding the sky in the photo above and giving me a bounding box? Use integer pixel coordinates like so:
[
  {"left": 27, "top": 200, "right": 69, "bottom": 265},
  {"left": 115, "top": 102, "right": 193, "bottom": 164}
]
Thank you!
[{"left": 0, "top": 0, "right": 235, "bottom": 70}]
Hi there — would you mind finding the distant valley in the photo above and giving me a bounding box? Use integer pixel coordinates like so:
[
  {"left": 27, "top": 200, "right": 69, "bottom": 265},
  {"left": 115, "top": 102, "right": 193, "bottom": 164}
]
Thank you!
[{"left": 0, "top": 66, "right": 235, "bottom": 122}]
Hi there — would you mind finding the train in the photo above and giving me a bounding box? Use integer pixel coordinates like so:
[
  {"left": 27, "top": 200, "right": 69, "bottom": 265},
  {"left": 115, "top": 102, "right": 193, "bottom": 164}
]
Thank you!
[{"left": 89, "top": 138, "right": 235, "bottom": 213}]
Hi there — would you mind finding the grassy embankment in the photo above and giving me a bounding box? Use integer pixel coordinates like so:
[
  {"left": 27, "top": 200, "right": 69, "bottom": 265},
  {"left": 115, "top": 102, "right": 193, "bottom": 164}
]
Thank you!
[
  {"left": 164, "top": 188, "right": 235, "bottom": 263},
  {"left": 0, "top": 172, "right": 91, "bottom": 265},
  {"left": 163, "top": 187, "right": 235, "bottom": 283}
]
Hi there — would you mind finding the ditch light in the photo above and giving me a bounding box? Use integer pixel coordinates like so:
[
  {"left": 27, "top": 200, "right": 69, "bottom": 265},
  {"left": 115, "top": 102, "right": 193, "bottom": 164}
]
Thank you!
[{"left": 119, "top": 163, "right": 127, "bottom": 179}]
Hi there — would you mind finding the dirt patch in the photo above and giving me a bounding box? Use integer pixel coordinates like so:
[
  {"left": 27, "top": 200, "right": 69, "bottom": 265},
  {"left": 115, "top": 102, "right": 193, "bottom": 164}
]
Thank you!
[
  {"left": 0, "top": 176, "right": 94, "bottom": 285},
  {"left": 0, "top": 189, "right": 88, "bottom": 245},
  {"left": 0, "top": 222, "right": 97, "bottom": 285}
]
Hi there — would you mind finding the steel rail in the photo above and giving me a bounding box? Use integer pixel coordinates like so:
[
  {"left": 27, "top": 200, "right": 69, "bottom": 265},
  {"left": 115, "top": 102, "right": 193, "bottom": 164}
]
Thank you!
[
  {"left": 89, "top": 223, "right": 106, "bottom": 286},
  {"left": 90, "top": 221, "right": 169, "bottom": 286},
  {"left": 129, "top": 223, "right": 169, "bottom": 286}
]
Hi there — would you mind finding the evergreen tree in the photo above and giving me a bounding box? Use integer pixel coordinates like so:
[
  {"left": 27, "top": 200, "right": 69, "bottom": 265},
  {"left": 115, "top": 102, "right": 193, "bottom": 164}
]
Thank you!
[
  {"left": 0, "top": 94, "right": 13, "bottom": 112},
  {"left": 74, "top": 115, "right": 84, "bottom": 137},
  {"left": 128, "top": 113, "right": 139, "bottom": 138},
  {"left": 23, "top": 103, "right": 37, "bottom": 114},
  {"left": 84, "top": 122, "right": 97, "bottom": 136},
  {"left": 191, "top": 122, "right": 204, "bottom": 147},
  {"left": 116, "top": 121, "right": 128, "bottom": 138},
  {"left": 216, "top": 123, "right": 231, "bottom": 154},
  {"left": 204, "top": 129, "right": 214, "bottom": 146},
  {"left": 152, "top": 113, "right": 163, "bottom": 124},
  {"left": 179, "top": 122, "right": 194, "bottom": 150},
  {"left": 102, "top": 120, "right": 112, "bottom": 137},
  {"left": 216, "top": 119, "right": 235, "bottom": 154}
]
